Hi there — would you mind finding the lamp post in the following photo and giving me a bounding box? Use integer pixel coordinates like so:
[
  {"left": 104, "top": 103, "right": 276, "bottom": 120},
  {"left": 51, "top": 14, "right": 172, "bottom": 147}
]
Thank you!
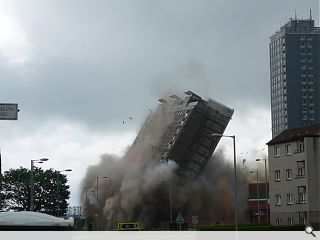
[
  {"left": 161, "top": 181, "right": 173, "bottom": 223},
  {"left": 85, "top": 188, "right": 95, "bottom": 230},
  {"left": 211, "top": 133, "right": 238, "bottom": 231},
  {"left": 30, "top": 158, "right": 49, "bottom": 211},
  {"left": 250, "top": 170, "right": 260, "bottom": 223},
  {"left": 96, "top": 176, "right": 108, "bottom": 231},
  {"left": 256, "top": 158, "right": 268, "bottom": 222},
  {"left": 57, "top": 169, "right": 72, "bottom": 216}
]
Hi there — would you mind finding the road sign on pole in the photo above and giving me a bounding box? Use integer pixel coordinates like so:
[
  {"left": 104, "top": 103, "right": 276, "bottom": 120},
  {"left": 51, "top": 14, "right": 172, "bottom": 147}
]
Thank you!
[
  {"left": 192, "top": 215, "right": 198, "bottom": 230},
  {"left": 176, "top": 213, "right": 184, "bottom": 231},
  {"left": 0, "top": 104, "right": 19, "bottom": 120}
]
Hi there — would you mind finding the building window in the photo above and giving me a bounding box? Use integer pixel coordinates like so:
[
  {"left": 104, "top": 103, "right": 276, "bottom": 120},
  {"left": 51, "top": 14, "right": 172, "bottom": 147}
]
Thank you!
[
  {"left": 275, "top": 170, "right": 281, "bottom": 181},
  {"left": 299, "top": 213, "right": 307, "bottom": 225},
  {"left": 285, "top": 144, "right": 291, "bottom": 155},
  {"left": 298, "top": 186, "right": 307, "bottom": 204},
  {"left": 286, "top": 169, "right": 292, "bottom": 180},
  {"left": 297, "top": 161, "right": 305, "bottom": 178},
  {"left": 276, "top": 194, "right": 281, "bottom": 205},
  {"left": 288, "top": 217, "right": 293, "bottom": 226},
  {"left": 297, "top": 142, "right": 304, "bottom": 153},
  {"left": 274, "top": 146, "right": 280, "bottom": 157},
  {"left": 310, "top": 114, "right": 314, "bottom": 120},
  {"left": 287, "top": 193, "right": 293, "bottom": 205},
  {"left": 276, "top": 218, "right": 282, "bottom": 226}
]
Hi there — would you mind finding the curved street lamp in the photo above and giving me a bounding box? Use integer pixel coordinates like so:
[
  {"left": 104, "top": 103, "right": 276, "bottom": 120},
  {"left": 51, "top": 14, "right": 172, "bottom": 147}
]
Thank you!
[
  {"left": 96, "top": 176, "right": 108, "bottom": 230},
  {"left": 56, "top": 169, "right": 72, "bottom": 216},
  {"left": 250, "top": 170, "right": 260, "bottom": 223},
  {"left": 256, "top": 158, "right": 269, "bottom": 222},
  {"left": 30, "top": 158, "right": 49, "bottom": 211},
  {"left": 211, "top": 133, "right": 238, "bottom": 231}
]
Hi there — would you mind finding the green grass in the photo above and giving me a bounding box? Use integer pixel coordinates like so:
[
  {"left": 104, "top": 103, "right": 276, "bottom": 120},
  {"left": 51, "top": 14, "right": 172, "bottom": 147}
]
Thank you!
[{"left": 196, "top": 223, "right": 305, "bottom": 231}]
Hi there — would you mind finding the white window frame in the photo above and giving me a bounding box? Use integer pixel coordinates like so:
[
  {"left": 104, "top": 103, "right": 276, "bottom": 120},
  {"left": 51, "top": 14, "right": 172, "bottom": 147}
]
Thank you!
[
  {"left": 288, "top": 217, "right": 293, "bottom": 226},
  {"left": 298, "top": 186, "right": 307, "bottom": 204},
  {"left": 300, "top": 216, "right": 307, "bottom": 225},
  {"left": 298, "top": 167, "right": 305, "bottom": 177},
  {"left": 276, "top": 194, "right": 282, "bottom": 206},
  {"left": 299, "top": 192, "right": 307, "bottom": 204},
  {"left": 297, "top": 161, "right": 305, "bottom": 178},
  {"left": 297, "top": 142, "right": 304, "bottom": 152},
  {"left": 287, "top": 193, "right": 293, "bottom": 205},
  {"left": 274, "top": 146, "right": 281, "bottom": 157},
  {"left": 276, "top": 218, "right": 282, "bottom": 226},
  {"left": 285, "top": 144, "right": 291, "bottom": 155},
  {"left": 286, "top": 169, "right": 292, "bottom": 180},
  {"left": 275, "top": 170, "right": 281, "bottom": 181}
]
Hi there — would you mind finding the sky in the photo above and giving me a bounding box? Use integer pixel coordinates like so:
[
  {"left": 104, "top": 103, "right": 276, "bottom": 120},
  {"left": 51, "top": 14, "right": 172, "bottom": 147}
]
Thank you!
[{"left": 0, "top": 0, "right": 318, "bottom": 207}]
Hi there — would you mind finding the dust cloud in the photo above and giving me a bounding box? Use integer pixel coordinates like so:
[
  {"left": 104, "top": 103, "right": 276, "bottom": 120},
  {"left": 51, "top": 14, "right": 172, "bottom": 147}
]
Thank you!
[{"left": 81, "top": 100, "right": 252, "bottom": 230}]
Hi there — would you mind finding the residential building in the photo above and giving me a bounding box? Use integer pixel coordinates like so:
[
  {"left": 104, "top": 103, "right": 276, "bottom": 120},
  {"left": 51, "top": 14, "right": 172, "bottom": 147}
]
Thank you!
[
  {"left": 248, "top": 183, "right": 269, "bottom": 223},
  {"left": 131, "top": 91, "right": 234, "bottom": 180},
  {"left": 270, "top": 15, "right": 320, "bottom": 137},
  {"left": 267, "top": 123, "right": 320, "bottom": 228},
  {"left": 156, "top": 91, "right": 234, "bottom": 179}
]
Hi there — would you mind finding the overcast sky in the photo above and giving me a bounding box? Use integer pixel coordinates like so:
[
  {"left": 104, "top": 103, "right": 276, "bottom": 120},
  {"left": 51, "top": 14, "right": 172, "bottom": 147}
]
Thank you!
[{"left": 0, "top": 0, "right": 318, "bottom": 206}]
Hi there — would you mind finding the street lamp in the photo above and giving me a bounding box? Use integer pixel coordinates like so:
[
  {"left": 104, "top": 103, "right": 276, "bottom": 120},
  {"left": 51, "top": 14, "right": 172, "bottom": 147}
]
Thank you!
[
  {"left": 256, "top": 158, "right": 268, "bottom": 222},
  {"left": 30, "top": 158, "right": 49, "bottom": 211},
  {"left": 96, "top": 176, "right": 108, "bottom": 231},
  {"left": 57, "top": 169, "right": 72, "bottom": 216},
  {"left": 250, "top": 170, "right": 260, "bottom": 223},
  {"left": 85, "top": 188, "right": 95, "bottom": 230},
  {"left": 161, "top": 181, "right": 173, "bottom": 223},
  {"left": 211, "top": 133, "right": 238, "bottom": 231}
]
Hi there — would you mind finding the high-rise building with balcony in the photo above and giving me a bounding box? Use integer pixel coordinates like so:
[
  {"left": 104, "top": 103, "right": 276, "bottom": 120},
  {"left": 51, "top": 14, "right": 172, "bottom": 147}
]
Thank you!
[{"left": 270, "top": 15, "right": 320, "bottom": 137}]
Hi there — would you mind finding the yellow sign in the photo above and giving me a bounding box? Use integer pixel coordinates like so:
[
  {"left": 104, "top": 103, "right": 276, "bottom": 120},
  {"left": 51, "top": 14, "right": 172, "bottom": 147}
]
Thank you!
[{"left": 117, "top": 222, "right": 139, "bottom": 231}]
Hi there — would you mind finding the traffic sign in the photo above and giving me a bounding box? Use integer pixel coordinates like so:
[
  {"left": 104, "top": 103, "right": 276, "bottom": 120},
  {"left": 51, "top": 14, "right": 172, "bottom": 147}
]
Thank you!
[
  {"left": 176, "top": 213, "right": 184, "bottom": 223},
  {"left": 117, "top": 222, "right": 139, "bottom": 231},
  {"left": 192, "top": 215, "right": 198, "bottom": 225},
  {"left": 0, "top": 104, "right": 18, "bottom": 120}
]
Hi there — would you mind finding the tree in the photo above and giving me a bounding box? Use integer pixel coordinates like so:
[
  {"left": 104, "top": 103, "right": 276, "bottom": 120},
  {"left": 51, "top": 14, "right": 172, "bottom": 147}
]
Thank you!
[{"left": 2, "top": 167, "right": 70, "bottom": 216}]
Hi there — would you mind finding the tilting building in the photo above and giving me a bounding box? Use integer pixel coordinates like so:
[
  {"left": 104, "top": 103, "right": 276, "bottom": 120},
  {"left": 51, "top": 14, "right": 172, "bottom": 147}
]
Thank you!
[{"left": 156, "top": 91, "right": 234, "bottom": 179}]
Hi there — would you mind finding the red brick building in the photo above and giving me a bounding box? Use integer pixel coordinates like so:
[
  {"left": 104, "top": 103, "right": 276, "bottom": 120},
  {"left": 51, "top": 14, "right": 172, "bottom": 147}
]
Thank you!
[{"left": 248, "top": 183, "right": 269, "bottom": 223}]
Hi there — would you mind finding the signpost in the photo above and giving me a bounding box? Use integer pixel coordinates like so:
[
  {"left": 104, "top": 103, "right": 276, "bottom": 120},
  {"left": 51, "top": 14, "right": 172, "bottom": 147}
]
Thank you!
[
  {"left": 192, "top": 215, "right": 198, "bottom": 230},
  {"left": 176, "top": 213, "right": 184, "bottom": 231},
  {"left": 0, "top": 103, "right": 19, "bottom": 210},
  {"left": 0, "top": 104, "right": 19, "bottom": 120}
]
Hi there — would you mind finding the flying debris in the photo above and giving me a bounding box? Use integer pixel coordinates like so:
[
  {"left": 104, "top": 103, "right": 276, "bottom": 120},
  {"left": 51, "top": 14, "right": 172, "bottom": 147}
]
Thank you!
[{"left": 129, "top": 117, "right": 133, "bottom": 120}]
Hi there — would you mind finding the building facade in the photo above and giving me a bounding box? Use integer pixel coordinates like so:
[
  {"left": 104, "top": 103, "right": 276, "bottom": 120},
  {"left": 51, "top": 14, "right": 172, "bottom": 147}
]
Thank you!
[
  {"left": 156, "top": 91, "right": 234, "bottom": 179},
  {"left": 267, "top": 123, "right": 320, "bottom": 228},
  {"left": 248, "top": 183, "right": 269, "bottom": 224},
  {"left": 270, "top": 16, "right": 320, "bottom": 137}
]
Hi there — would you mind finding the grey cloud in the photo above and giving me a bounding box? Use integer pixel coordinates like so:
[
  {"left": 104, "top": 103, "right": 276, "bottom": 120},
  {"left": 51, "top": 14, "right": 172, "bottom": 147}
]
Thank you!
[{"left": 1, "top": 0, "right": 318, "bottom": 130}]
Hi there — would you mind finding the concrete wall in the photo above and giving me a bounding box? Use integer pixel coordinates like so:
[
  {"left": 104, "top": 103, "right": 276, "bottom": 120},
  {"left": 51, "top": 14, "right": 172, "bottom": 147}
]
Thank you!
[
  {"left": 305, "top": 137, "right": 320, "bottom": 228},
  {"left": 268, "top": 137, "right": 320, "bottom": 226}
]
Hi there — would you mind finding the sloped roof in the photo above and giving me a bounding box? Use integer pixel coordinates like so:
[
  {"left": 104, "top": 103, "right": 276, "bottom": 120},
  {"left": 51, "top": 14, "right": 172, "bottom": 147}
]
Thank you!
[
  {"left": 267, "top": 122, "right": 320, "bottom": 145},
  {"left": 0, "top": 211, "right": 74, "bottom": 227}
]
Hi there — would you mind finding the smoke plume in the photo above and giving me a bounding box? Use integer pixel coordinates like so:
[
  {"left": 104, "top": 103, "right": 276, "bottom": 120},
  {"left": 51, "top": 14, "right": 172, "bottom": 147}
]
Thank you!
[{"left": 81, "top": 100, "right": 252, "bottom": 230}]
